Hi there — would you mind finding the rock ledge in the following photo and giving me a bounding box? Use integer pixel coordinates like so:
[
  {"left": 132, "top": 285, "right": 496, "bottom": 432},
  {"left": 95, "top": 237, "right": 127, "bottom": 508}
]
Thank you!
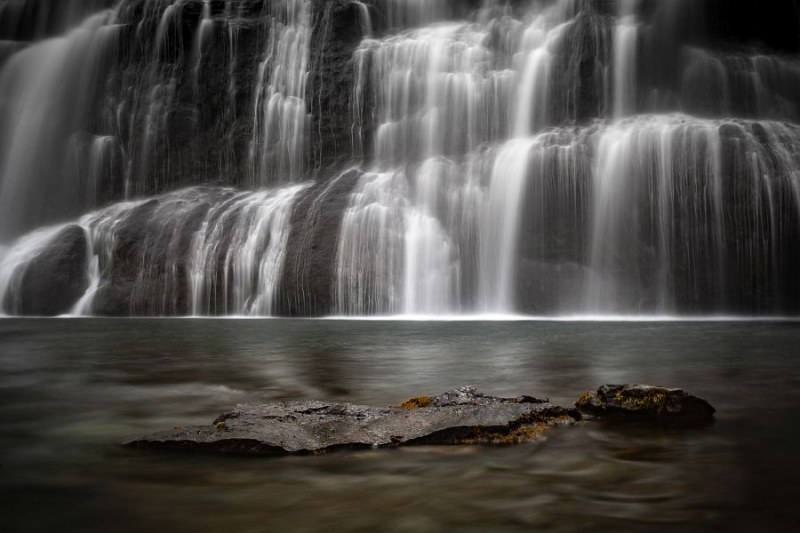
[
  {"left": 126, "top": 386, "right": 578, "bottom": 456},
  {"left": 126, "top": 384, "right": 716, "bottom": 456}
]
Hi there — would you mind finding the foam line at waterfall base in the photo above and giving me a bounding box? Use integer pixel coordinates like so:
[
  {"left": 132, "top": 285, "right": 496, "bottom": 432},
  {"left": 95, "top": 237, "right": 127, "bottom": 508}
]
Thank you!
[
  {"left": 319, "top": 314, "right": 800, "bottom": 322},
  {"left": 6, "top": 315, "right": 797, "bottom": 324}
]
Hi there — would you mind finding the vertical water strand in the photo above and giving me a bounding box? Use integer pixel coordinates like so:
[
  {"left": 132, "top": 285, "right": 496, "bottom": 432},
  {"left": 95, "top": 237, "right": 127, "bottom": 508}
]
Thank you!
[
  {"left": 335, "top": 171, "right": 408, "bottom": 315},
  {"left": 135, "top": 1, "right": 183, "bottom": 197},
  {"left": 479, "top": 138, "right": 536, "bottom": 313},
  {"left": 654, "top": 125, "right": 674, "bottom": 311},
  {"left": 613, "top": 0, "right": 638, "bottom": 118},
  {"left": 513, "top": 7, "right": 572, "bottom": 136},
  {"left": 193, "top": 0, "right": 213, "bottom": 93},
  {"left": 224, "top": 0, "right": 243, "bottom": 175},
  {"left": 250, "top": 0, "right": 311, "bottom": 186},
  {"left": 403, "top": 159, "right": 461, "bottom": 314},
  {"left": 707, "top": 124, "right": 726, "bottom": 309},
  {"left": 351, "top": 42, "right": 370, "bottom": 159},
  {"left": 585, "top": 120, "right": 636, "bottom": 313},
  {"left": 353, "top": 1, "right": 372, "bottom": 38},
  {"left": 69, "top": 226, "right": 100, "bottom": 316}
]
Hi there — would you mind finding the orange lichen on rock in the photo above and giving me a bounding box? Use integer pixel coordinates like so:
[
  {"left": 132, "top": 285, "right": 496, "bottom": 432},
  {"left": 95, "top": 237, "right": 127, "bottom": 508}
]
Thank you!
[{"left": 394, "top": 396, "right": 432, "bottom": 409}]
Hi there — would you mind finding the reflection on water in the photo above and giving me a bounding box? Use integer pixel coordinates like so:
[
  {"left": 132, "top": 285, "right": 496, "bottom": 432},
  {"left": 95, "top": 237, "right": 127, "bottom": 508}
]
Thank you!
[{"left": 1, "top": 319, "right": 799, "bottom": 531}]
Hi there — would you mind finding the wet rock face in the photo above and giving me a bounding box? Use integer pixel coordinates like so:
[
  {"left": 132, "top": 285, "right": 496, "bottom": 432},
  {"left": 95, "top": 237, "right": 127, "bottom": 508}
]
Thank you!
[
  {"left": 276, "top": 168, "right": 363, "bottom": 317},
  {"left": 126, "top": 386, "right": 579, "bottom": 456},
  {"left": 17, "top": 225, "right": 88, "bottom": 316},
  {"left": 575, "top": 384, "right": 716, "bottom": 424}
]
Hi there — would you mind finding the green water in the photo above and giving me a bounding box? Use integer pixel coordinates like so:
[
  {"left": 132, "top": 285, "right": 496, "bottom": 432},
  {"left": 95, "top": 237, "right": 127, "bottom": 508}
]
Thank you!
[{"left": 1, "top": 319, "right": 798, "bottom": 531}]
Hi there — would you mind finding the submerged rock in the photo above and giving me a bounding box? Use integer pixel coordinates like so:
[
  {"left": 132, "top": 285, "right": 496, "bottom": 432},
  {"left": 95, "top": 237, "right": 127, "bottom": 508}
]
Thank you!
[
  {"left": 126, "top": 386, "right": 578, "bottom": 456},
  {"left": 575, "top": 384, "right": 716, "bottom": 424}
]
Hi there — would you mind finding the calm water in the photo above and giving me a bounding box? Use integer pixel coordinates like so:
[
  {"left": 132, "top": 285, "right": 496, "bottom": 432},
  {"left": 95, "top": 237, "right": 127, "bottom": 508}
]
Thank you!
[{"left": 1, "top": 319, "right": 799, "bottom": 532}]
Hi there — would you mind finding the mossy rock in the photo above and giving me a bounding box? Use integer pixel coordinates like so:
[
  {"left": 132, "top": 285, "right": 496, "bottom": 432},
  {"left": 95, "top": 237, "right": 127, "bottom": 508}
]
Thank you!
[
  {"left": 574, "top": 384, "right": 715, "bottom": 425},
  {"left": 394, "top": 396, "right": 432, "bottom": 410}
]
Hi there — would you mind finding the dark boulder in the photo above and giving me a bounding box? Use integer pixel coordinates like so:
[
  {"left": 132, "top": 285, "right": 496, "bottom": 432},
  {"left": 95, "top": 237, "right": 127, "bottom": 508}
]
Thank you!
[
  {"left": 575, "top": 384, "right": 716, "bottom": 424},
  {"left": 15, "top": 225, "right": 89, "bottom": 316},
  {"left": 126, "top": 386, "right": 579, "bottom": 456},
  {"left": 276, "top": 167, "right": 363, "bottom": 317}
]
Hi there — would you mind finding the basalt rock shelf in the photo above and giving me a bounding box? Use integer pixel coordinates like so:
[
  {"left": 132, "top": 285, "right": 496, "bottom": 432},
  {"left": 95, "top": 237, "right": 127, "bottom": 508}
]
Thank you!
[{"left": 126, "top": 384, "right": 715, "bottom": 456}]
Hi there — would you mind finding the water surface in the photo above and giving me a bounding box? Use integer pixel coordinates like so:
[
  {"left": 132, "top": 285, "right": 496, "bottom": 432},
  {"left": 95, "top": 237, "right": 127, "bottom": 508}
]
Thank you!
[{"left": 1, "top": 319, "right": 798, "bottom": 531}]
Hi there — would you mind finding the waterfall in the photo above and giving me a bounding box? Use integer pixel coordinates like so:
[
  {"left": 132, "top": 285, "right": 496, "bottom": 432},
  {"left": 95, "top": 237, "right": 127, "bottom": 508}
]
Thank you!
[
  {"left": 341, "top": 0, "right": 607, "bottom": 315},
  {"left": 0, "top": 9, "right": 119, "bottom": 241},
  {"left": 586, "top": 116, "right": 800, "bottom": 313},
  {"left": 2, "top": 0, "right": 800, "bottom": 317}
]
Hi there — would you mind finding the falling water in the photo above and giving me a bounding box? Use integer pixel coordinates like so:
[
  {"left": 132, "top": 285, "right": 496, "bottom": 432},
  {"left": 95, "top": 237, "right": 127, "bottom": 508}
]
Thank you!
[
  {"left": 385, "top": 0, "right": 449, "bottom": 29},
  {"left": 353, "top": 1, "right": 373, "bottom": 38},
  {"left": 2, "top": 0, "right": 800, "bottom": 317},
  {"left": 613, "top": 0, "right": 638, "bottom": 118},
  {"left": 0, "top": 224, "right": 71, "bottom": 316},
  {"left": 341, "top": 0, "right": 608, "bottom": 314},
  {"left": 249, "top": 0, "right": 311, "bottom": 186},
  {"left": 0, "top": 9, "right": 119, "bottom": 240},
  {"left": 190, "top": 184, "right": 309, "bottom": 316},
  {"left": 70, "top": 227, "right": 100, "bottom": 316},
  {"left": 586, "top": 115, "right": 800, "bottom": 313},
  {"left": 0, "top": 184, "right": 309, "bottom": 316}
]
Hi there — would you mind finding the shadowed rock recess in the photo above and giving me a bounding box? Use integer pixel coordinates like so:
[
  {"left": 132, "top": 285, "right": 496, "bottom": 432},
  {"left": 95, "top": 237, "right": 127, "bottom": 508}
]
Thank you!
[
  {"left": 126, "top": 385, "right": 715, "bottom": 456},
  {"left": 2, "top": 0, "right": 800, "bottom": 317}
]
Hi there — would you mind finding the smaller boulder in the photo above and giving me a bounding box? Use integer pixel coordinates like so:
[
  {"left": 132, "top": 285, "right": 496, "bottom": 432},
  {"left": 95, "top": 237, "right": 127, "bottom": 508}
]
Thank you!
[{"left": 575, "top": 384, "right": 715, "bottom": 424}]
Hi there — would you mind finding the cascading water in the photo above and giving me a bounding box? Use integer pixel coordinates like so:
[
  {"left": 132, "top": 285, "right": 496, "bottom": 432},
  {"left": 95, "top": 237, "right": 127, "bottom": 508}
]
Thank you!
[
  {"left": 1, "top": 0, "right": 800, "bottom": 317},
  {"left": 1, "top": 185, "right": 308, "bottom": 316},
  {"left": 189, "top": 185, "right": 308, "bottom": 316},
  {"left": 340, "top": 0, "right": 608, "bottom": 315},
  {"left": 249, "top": 0, "right": 312, "bottom": 186},
  {"left": 613, "top": 0, "right": 638, "bottom": 117},
  {"left": 0, "top": 8, "right": 120, "bottom": 240}
]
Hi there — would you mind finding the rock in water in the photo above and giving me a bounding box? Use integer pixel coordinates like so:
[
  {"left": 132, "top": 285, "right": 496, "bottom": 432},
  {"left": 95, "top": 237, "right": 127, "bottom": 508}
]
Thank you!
[
  {"left": 126, "top": 386, "right": 579, "bottom": 456},
  {"left": 575, "top": 384, "right": 716, "bottom": 424}
]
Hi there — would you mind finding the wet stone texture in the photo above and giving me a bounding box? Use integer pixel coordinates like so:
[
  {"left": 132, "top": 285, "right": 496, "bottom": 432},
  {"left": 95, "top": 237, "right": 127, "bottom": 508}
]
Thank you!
[
  {"left": 126, "top": 386, "right": 579, "bottom": 456},
  {"left": 575, "top": 384, "right": 716, "bottom": 425},
  {"left": 127, "top": 385, "right": 716, "bottom": 456}
]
